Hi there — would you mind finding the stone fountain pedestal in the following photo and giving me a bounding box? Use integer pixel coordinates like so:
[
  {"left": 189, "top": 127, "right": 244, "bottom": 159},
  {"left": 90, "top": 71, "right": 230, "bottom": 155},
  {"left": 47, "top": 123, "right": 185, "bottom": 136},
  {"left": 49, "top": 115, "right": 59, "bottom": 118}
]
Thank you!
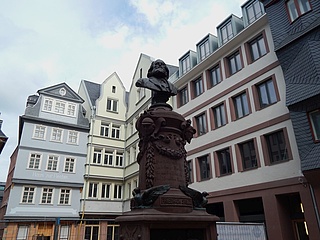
[{"left": 116, "top": 104, "right": 218, "bottom": 240}]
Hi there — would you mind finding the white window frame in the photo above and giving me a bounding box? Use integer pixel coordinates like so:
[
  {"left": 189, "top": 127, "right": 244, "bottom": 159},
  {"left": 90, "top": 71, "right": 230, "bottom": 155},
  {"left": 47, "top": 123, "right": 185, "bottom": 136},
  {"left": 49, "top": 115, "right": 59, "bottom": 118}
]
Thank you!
[
  {"left": 64, "top": 157, "right": 76, "bottom": 173},
  {"left": 220, "top": 21, "right": 233, "bottom": 44},
  {"left": 42, "top": 97, "right": 77, "bottom": 118},
  {"left": 88, "top": 182, "right": 98, "bottom": 198},
  {"left": 40, "top": 187, "right": 54, "bottom": 204},
  {"left": 33, "top": 125, "right": 47, "bottom": 140},
  {"left": 28, "top": 153, "right": 41, "bottom": 169},
  {"left": 59, "top": 188, "right": 71, "bottom": 205},
  {"left": 21, "top": 186, "right": 35, "bottom": 204},
  {"left": 47, "top": 155, "right": 59, "bottom": 171},
  {"left": 93, "top": 149, "right": 102, "bottom": 164},
  {"left": 107, "top": 98, "right": 118, "bottom": 112},
  {"left": 115, "top": 153, "right": 124, "bottom": 167},
  {"left": 59, "top": 225, "right": 70, "bottom": 240},
  {"left": 181, "top": 55, "right": 191, "bottom": 75},
  {"left": 17, "top": 225, "right": 29, "bottom": 240},
  {"left": 113, "top": 184, "right": 122, "bottom": 199},
  {"left": 51, "top": 128, "right": 63, "bottom": 142},
  {"left": 43, "top": 98, "right": 53, "bottom": 112},
  {"left": 54, "top": 100, "right": 66, "bottom": 114},
  {"left": 100, "top": 123, "right": 110, "bottom": 137},
  {"left": 104, "top": 151, "right": 113, "bottom": 166},
  {"left": 111, "top": 125, "right": 120, "bottom": 139},
  {"left": 67, "top": 130, "right": 79, "bottom": 145},
  {"left": 199, "top": 39, "right": 210, "bottom": 61},
  {"left": 246, "top": 0, "right": 264, "bottom": 24},
  {"left": 101, "top": 183, "right": 111, "bottom": 199}
]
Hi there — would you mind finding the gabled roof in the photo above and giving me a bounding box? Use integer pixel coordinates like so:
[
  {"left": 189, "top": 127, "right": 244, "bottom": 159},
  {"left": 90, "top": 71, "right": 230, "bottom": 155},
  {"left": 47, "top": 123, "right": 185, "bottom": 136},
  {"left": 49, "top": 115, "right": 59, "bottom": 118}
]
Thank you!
[
  {"left": 82, "top": 80, "right": 101, "bottom": 106},
  {"left": 38, "top": 82, "right": 84, "bottom": 103},
  {"left": 0, "top": 120, "right": 8, "bottom": 154}
]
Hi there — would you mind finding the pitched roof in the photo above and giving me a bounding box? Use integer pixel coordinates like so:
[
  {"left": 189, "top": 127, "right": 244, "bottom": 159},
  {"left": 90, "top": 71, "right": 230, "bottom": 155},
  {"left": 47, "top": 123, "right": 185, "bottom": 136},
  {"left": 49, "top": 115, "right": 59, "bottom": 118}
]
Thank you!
[{"left": 82, "top": 80, "right": 101, "bottom": 106}]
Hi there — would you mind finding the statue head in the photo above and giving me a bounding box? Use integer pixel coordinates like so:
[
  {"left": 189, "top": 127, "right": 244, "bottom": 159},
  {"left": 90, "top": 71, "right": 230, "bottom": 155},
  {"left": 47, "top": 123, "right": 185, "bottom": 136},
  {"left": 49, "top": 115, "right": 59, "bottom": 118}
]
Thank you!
[{"left": 147, "top": 59, "right": 169, "bottom": 80}]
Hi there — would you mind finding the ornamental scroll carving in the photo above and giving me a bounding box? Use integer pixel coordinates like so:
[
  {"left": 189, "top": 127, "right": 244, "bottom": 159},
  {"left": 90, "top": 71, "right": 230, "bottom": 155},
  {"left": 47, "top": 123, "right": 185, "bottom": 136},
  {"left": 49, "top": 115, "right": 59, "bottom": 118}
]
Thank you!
[{"left": 136, "top": 110, "right": 196, "bottom": 188}]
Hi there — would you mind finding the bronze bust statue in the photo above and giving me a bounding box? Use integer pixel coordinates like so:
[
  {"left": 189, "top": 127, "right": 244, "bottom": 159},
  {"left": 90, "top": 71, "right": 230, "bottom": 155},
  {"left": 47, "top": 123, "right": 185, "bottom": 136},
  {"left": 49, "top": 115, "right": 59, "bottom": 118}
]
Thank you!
[{"left": 136, "top": 59, "right": 177, "bottom": 105}]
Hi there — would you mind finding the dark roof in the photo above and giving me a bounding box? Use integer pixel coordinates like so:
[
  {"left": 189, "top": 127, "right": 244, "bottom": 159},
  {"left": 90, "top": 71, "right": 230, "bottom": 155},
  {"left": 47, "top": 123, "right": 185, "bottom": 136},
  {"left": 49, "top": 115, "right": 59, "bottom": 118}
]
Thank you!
[
  {"left": 285, "top": 38, "right": 320, "bottom": 106},
  {"left": 83, "top": 80, "right": 101, "bottom": 106}
]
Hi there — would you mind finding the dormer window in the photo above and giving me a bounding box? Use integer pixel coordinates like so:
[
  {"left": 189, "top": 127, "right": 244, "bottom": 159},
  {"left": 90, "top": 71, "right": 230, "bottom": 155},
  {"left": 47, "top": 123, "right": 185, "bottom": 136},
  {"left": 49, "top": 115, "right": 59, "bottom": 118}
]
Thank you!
[
  {"left": 286, "top": 0, "right": 311, "bottom": 22},
  {"left": 221, "top": 21, "right": 233, "bottom": 44},
  {"left": 181, "top": 55, "right": 191, "bottom": 75},
  {"left": 245, "top": 0, "right": 264, "bottom": 24},
  {"left": 199, "top": 39, "right": 210, "bottom": 61}
]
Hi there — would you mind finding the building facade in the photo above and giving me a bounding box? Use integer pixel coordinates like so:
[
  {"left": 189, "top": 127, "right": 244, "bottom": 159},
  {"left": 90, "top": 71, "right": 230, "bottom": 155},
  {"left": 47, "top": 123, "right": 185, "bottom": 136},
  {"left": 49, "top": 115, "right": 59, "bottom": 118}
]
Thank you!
[
  {"left": 0, "top": 118, "right": 8, "bottom": 155},
  {"left": 1, "top": 83, "right": 89, "bottom": 240},
  {"left": 78, "top": 73, "right": 127, "bottom": 240},
  {"left": 260, "top": 0, "right": 320, "bottom": 239},
  {"left": 170, "top": 0, "right": 319, "bottom": 239}
]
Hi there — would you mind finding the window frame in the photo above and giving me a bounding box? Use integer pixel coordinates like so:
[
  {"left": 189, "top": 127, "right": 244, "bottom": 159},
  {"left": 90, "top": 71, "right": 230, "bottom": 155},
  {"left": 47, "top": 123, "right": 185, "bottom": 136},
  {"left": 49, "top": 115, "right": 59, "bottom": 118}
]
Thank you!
[
  {"left": 199, "top": 39, "right": 210, "bottom": 61},
  {"left": 104, "top": 151, "right": 113, "bottom": 166},
  {"left": 88, "top": 182, "right": 99, "bottom": 198},
  {"left": 181, "top": 55, "right": 191, "bottom": 75},
  {"left": 107, "top": 98, "right": 119, "bottom": 113},
  {"left": 245, "top": 0, "right": 264, "bottom": 24},
  {"left": 47, "top": 155, "right": 59, "bottom": 171},
  {"left": 27, "top": 153, "right": 42, "bottom": 170},
  {"left": 113, "top": 184, "right": 122, "bottom": 199},
  {"left": 40, "top": 187, "right": 54, "bottom": 204},
  {"left": 236, "top": 139, "right": 260, "bottom": 171},
  {"left": 308, "top": 109, "right": 320, "bottom": 142},
  {"left": 220, "top": 20, "right": 234, "bottom": 44},
  {"left": 64, "top": 157, "right": 76, "bottom": 173},
  {"left": 111, "top": 125, "right": 120, "bottom": 139},
  {"left": 211, "top": 102, "right": 227, "bottom": 130},
  {"left": 197, "top": 155, "right": 211, "bottom": 181},
  {"left": 101, "top": 183, "right": 111, "bottom": 199},
  {"left": 17, "top": 225, "right": 29, "bottom": 240},
  {"left": 33, "top": 125, "right": 47, "bottom": 140},
  {"left": 67, "top": 130, "right": 79, "bottom": 145},
  {"left": 207, "top": 63, "right": 222, "bottom": 89},
  {"left": 261, "top": 128, "right": 293, "bottom": 165},
  {"left": 214, "top": 147, "right": 233, "bottom": 177},
  {"left": 230, "top": 90, "right": 251, "bottom": 121},
  {"left": 194, "top": 112, "right": 208, "bottom": 137},
  {"left": 245, "top": 31, "right": 269, "bottom": 64},
  {"left": 286, "top": 0, "right": 312, "bottom": 22},
  {"left": 51, "top": 128, "right": 63, "bottom": 142},
  {"left": 191, "top": 76, "right": 204, "bottom": 99},
  {"left": 178, "top": 85, "right": 189, "bottom": 107},
  {"left": 59, "top": 188, "right": 71, "bottom": 205},
  {"left": 21, "top": 186, "right": 36, "bottom": 204},
  {"left": 225, "top": 49, "right": 243, "bottom": 77},
  {"left": 253, "top": 76, "right": 279, "bottom": 110},
  {"left": 59, "top": 225, "right": 70, "bottom": 240}
]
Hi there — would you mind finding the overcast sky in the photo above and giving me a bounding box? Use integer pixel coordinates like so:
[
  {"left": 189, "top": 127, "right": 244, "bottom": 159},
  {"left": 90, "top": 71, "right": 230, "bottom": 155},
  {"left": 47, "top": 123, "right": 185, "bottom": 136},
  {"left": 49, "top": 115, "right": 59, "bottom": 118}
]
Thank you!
[{"left": 0, "top": 0, "right": 244, "bottom": 181}]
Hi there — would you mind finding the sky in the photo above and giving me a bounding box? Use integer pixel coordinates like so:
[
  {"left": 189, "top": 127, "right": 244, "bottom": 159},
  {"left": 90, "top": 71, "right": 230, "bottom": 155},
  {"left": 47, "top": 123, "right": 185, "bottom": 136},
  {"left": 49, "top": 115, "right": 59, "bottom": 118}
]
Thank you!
[{"left": 0, "top": 0, "right": 244, "bottom": 182}]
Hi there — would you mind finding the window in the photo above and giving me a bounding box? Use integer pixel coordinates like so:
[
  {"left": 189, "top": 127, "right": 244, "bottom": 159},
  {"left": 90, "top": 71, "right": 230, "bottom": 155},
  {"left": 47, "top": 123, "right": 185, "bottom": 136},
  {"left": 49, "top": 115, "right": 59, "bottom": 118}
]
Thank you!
[
  {"left": 93, "top": 149, "right": 102, "bottom": 164},
  {"left": 55, "top": 101, "right": 66, "bottom": 114},
  {"left": 193, "top": 77, "right": 204, "bottom": 98},
  {"left": 17, "top": 226, "right": 29, "bottom": 240},
  {"left": 227, "top": 51, "right": 242, "bottom": 75},
  {"left": 101, "top": 183, "right": 111, "bottom": 199},
  {"left": 59, "top": 189, "right": 71, "bottom": 204},
  {"left": 116, "top": 153, "right": 124, "bottom": 167},
  {"left": 67, "top": 130, "right": 78, "bottom": 144},
  {"left": 67, "top": 104, "right": 76, "bottom": 116},
  {"left": 100, "top": 123, "right": 109, "bottom": 137},
  {"left": 179, "top": 86, "right": 189, "bottom": 106},
  {"left": 41, "top": 187, "right": 53, "bottom": 204},
  {"left": 107, "top": 98, "right": 118, "bottom": 112},
  {"left": 246, "top": 0, "right": 264, "bottom": 24},
  {"left": 212, "top": 103, "right": 227, "bottom": 129},
  {"left": 47, "top": 155, "right": 59, "bottom": 171},
  {"left": 249, "top": 34, "right": 267, "bottom": 62},
  {"left": 107, "top": 223, "right": 119, "bottom": 240},
  {"left": 59, "top": 225, "right": 70, "bottom": 240},
  {"left": 88, "top": 183, "right": 98, "bottom": 198},
  {"left": 21, "top": 186, "right": 35, "bottom": 203},
  {"left": 51, "top": 128, "right": 63, "bottom": 142},
  {"left": 28, "top": 153, "right": 41, "bottom": 169},
  {"left": 85, "top": 225, "right": 99, "bottom": 240},
  {"left": 187, "top": 160, "right": 193, "bottom": 183},
  {"left": 195, "top": 113, "right": 207, "bottom": 136},
  {"left": 221, "top": 21, "right": 233, "bottom": 44},
  {"left": 114, "top": 185, "right": 122, "bottom": 199},
  {"left": 287, "top": 0, "right": 311, "bottom": 22},
  {"left": 309, "top": 109, "right": 320, "bottom": 141},
  {"left": 111, "top": 125, "right": 120, "bottom": 139},
  {"left": 33, "top": 125, "right": 46, "bottom": 139},
  {"left": 217, "top": 148, "right": 232, "bottom": 175},
  {"left": 257, "top": 79, "right": 277, "bottom": 108},
  {"left": 112, "top": 86, "right": 116, "bottom": 93},
  {"left": 233, "top": 92, "right": 250, "bottom": 119},
  {"left": 199, "top": 39, "right": 210, "bottom": 61},
  {"left": 208, "top": 65, "right": 221, "bottom": 88},
  {"left": 64, "top": 157, "right": 75, "bottom": 173},
  {"left": 104, "top": 152, "right": 113, "bottom": 165},
  {"left": 43, "top": 98, "right": 53, "bottom": 111},
  {"left": 181, "top": 55, "right": 191, "bottom": 74},
  {"left": 198, "top": 155, "right": 211, "bottom": 181},
  {"left": 239, "top": 140, "right": 257, "bottom": 170},
  {"left": 265, "top": 130, "right": 289, "bottom": 163}
]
